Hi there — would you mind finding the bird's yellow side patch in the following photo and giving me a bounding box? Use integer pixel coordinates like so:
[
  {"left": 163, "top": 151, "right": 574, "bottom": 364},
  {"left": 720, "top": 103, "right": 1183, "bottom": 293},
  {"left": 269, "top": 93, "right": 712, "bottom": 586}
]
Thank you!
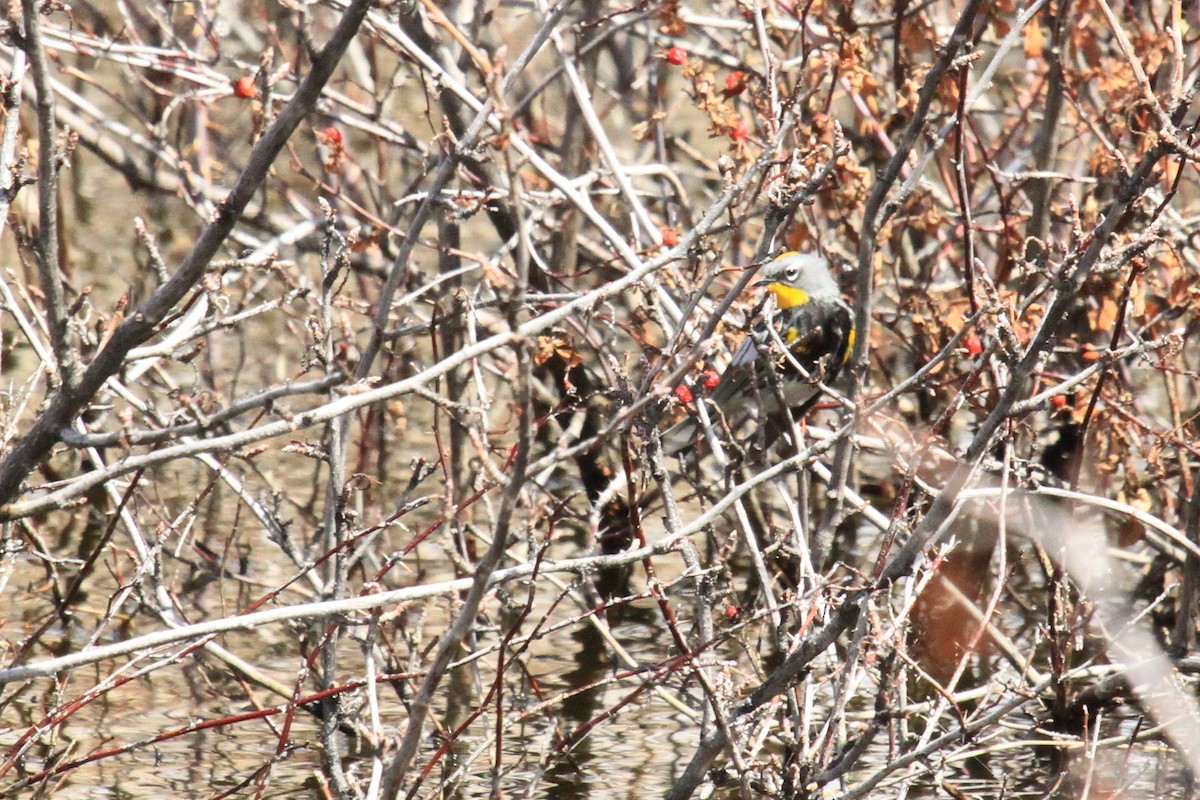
[
  {"left": 842, "top": 326, "right": 856, "bottom": 363},
  {"left": 768, "top": 283, "right": 810, "bottom": 310}
]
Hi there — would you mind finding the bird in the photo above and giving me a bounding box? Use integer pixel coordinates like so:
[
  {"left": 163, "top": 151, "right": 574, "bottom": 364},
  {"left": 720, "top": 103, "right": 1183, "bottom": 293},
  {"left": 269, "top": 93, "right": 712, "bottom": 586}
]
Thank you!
[{"left": 662, "top": 251, "right": 855, "bottom": 454}]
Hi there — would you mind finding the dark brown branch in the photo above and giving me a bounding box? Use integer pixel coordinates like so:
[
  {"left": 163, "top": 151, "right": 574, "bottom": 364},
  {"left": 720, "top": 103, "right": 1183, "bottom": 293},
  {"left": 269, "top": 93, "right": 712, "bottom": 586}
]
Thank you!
[{"left": 21, "top": 0, "right": 77, "bottom": 389}]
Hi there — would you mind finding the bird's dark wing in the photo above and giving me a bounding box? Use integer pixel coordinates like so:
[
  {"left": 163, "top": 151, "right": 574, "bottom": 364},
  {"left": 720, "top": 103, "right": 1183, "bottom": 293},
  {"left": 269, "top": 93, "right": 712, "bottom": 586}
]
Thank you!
[
  {"left": 662, "top": 298, "right": 853, "bottom": 454},
  {"left": 705, "top": 336, "right": 761, "bottom": 409},
  {"left": 712, "top": 298, "right": 853, "bottom": 409}
]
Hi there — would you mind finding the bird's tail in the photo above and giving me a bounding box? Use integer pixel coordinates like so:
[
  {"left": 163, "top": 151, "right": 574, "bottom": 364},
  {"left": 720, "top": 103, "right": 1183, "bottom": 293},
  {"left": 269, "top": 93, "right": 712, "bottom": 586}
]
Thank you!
[{"left": 660, "top": 417, "right": 701, "bottom": 455}]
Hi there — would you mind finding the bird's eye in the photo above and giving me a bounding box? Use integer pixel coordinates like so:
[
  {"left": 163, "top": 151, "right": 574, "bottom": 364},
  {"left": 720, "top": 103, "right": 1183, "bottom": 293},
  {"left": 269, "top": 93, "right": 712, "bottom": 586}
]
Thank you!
[{"left": 786, "top": 268, "right": 799, "bottom": 281}]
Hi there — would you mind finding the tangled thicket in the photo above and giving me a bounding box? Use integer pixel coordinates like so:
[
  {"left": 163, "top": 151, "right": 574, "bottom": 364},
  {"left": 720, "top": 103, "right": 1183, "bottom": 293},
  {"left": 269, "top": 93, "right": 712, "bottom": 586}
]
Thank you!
[{"left": 2, "top": 0, "right": 1200, "bottom": 797}]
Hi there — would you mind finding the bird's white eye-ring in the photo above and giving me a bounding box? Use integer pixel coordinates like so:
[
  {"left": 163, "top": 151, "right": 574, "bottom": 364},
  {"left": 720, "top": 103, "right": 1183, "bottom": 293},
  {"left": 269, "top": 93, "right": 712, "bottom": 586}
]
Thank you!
[{"left": 785, "top": 266, "right": 800, "bottom": 282}]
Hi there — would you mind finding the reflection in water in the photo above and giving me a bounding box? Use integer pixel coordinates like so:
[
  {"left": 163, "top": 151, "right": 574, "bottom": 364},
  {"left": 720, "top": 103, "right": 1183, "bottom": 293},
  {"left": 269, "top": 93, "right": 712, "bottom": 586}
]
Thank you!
[
  {"left": 3, "top": 480, "right": 1196, "bottom": 800},
  {"left": 545, "top": 624, "right": 610, "bottom": 800},
  {"left": 3, "top": 546, "right": 1196, "bottom": 798}
]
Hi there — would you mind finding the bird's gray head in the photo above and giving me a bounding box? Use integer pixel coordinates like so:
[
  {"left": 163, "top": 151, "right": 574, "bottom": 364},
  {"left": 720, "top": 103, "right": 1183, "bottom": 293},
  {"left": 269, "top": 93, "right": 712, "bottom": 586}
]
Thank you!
[{"left": 757, "top": 252, "right": 840, "bottom": 305}]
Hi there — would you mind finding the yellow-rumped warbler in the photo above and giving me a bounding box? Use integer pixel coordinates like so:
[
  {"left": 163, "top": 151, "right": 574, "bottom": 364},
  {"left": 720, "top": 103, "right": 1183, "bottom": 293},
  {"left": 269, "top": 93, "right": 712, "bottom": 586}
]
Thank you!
[{"left": 663, "top": 251, "right": 854, "bottom": 454}]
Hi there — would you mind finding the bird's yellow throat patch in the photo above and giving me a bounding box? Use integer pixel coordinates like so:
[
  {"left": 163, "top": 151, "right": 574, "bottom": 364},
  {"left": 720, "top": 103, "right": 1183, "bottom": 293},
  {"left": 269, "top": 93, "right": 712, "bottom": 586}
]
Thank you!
[{"left": 767, "top": 283, "right": 810, "bottom": 310}]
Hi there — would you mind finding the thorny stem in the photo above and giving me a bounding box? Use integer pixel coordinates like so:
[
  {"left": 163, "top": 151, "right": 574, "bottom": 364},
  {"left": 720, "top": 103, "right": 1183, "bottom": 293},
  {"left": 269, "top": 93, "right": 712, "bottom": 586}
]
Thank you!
[
  {"left": 21, "top": 0, "right": 76, "bottom": 390},
  {"left": 317, "top": 206, "right": 354, "bottom": 799}
]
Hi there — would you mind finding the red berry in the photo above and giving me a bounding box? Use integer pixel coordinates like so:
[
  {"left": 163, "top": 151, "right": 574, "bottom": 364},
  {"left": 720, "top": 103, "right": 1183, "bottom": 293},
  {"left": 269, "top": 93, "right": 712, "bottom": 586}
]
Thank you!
[
  {"left": 661, "top": 227, "right": 679, "bottom": 247},
  {"left": 674, "top": 384, "right": 694, "bottom": 404},
  {"left": 964, "top": 334, "right": 983, "bottom": 355},
  {"left": 665, "top": 46, "right": 687, "bottom": 65},
  {"left": 232, "top": 76, "right": 257, "bottom": 99},
  {"left": 321, "top": 125, "right": 343, "bottom": 145},
  {"left": 725, "top": 605, "right": 739, "bottom": 618},
  {"left": 724, "top": 70, "right": 748, "bottom": 96},
  {"left": 1051, "top": 394, "right": 1068, "bottom": 410},
  {"left": 702, "top": 370, "right": 720, "bottom": 390},
  {"left": 730, "top": 120, "right": 749, "bottom": 141}
]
